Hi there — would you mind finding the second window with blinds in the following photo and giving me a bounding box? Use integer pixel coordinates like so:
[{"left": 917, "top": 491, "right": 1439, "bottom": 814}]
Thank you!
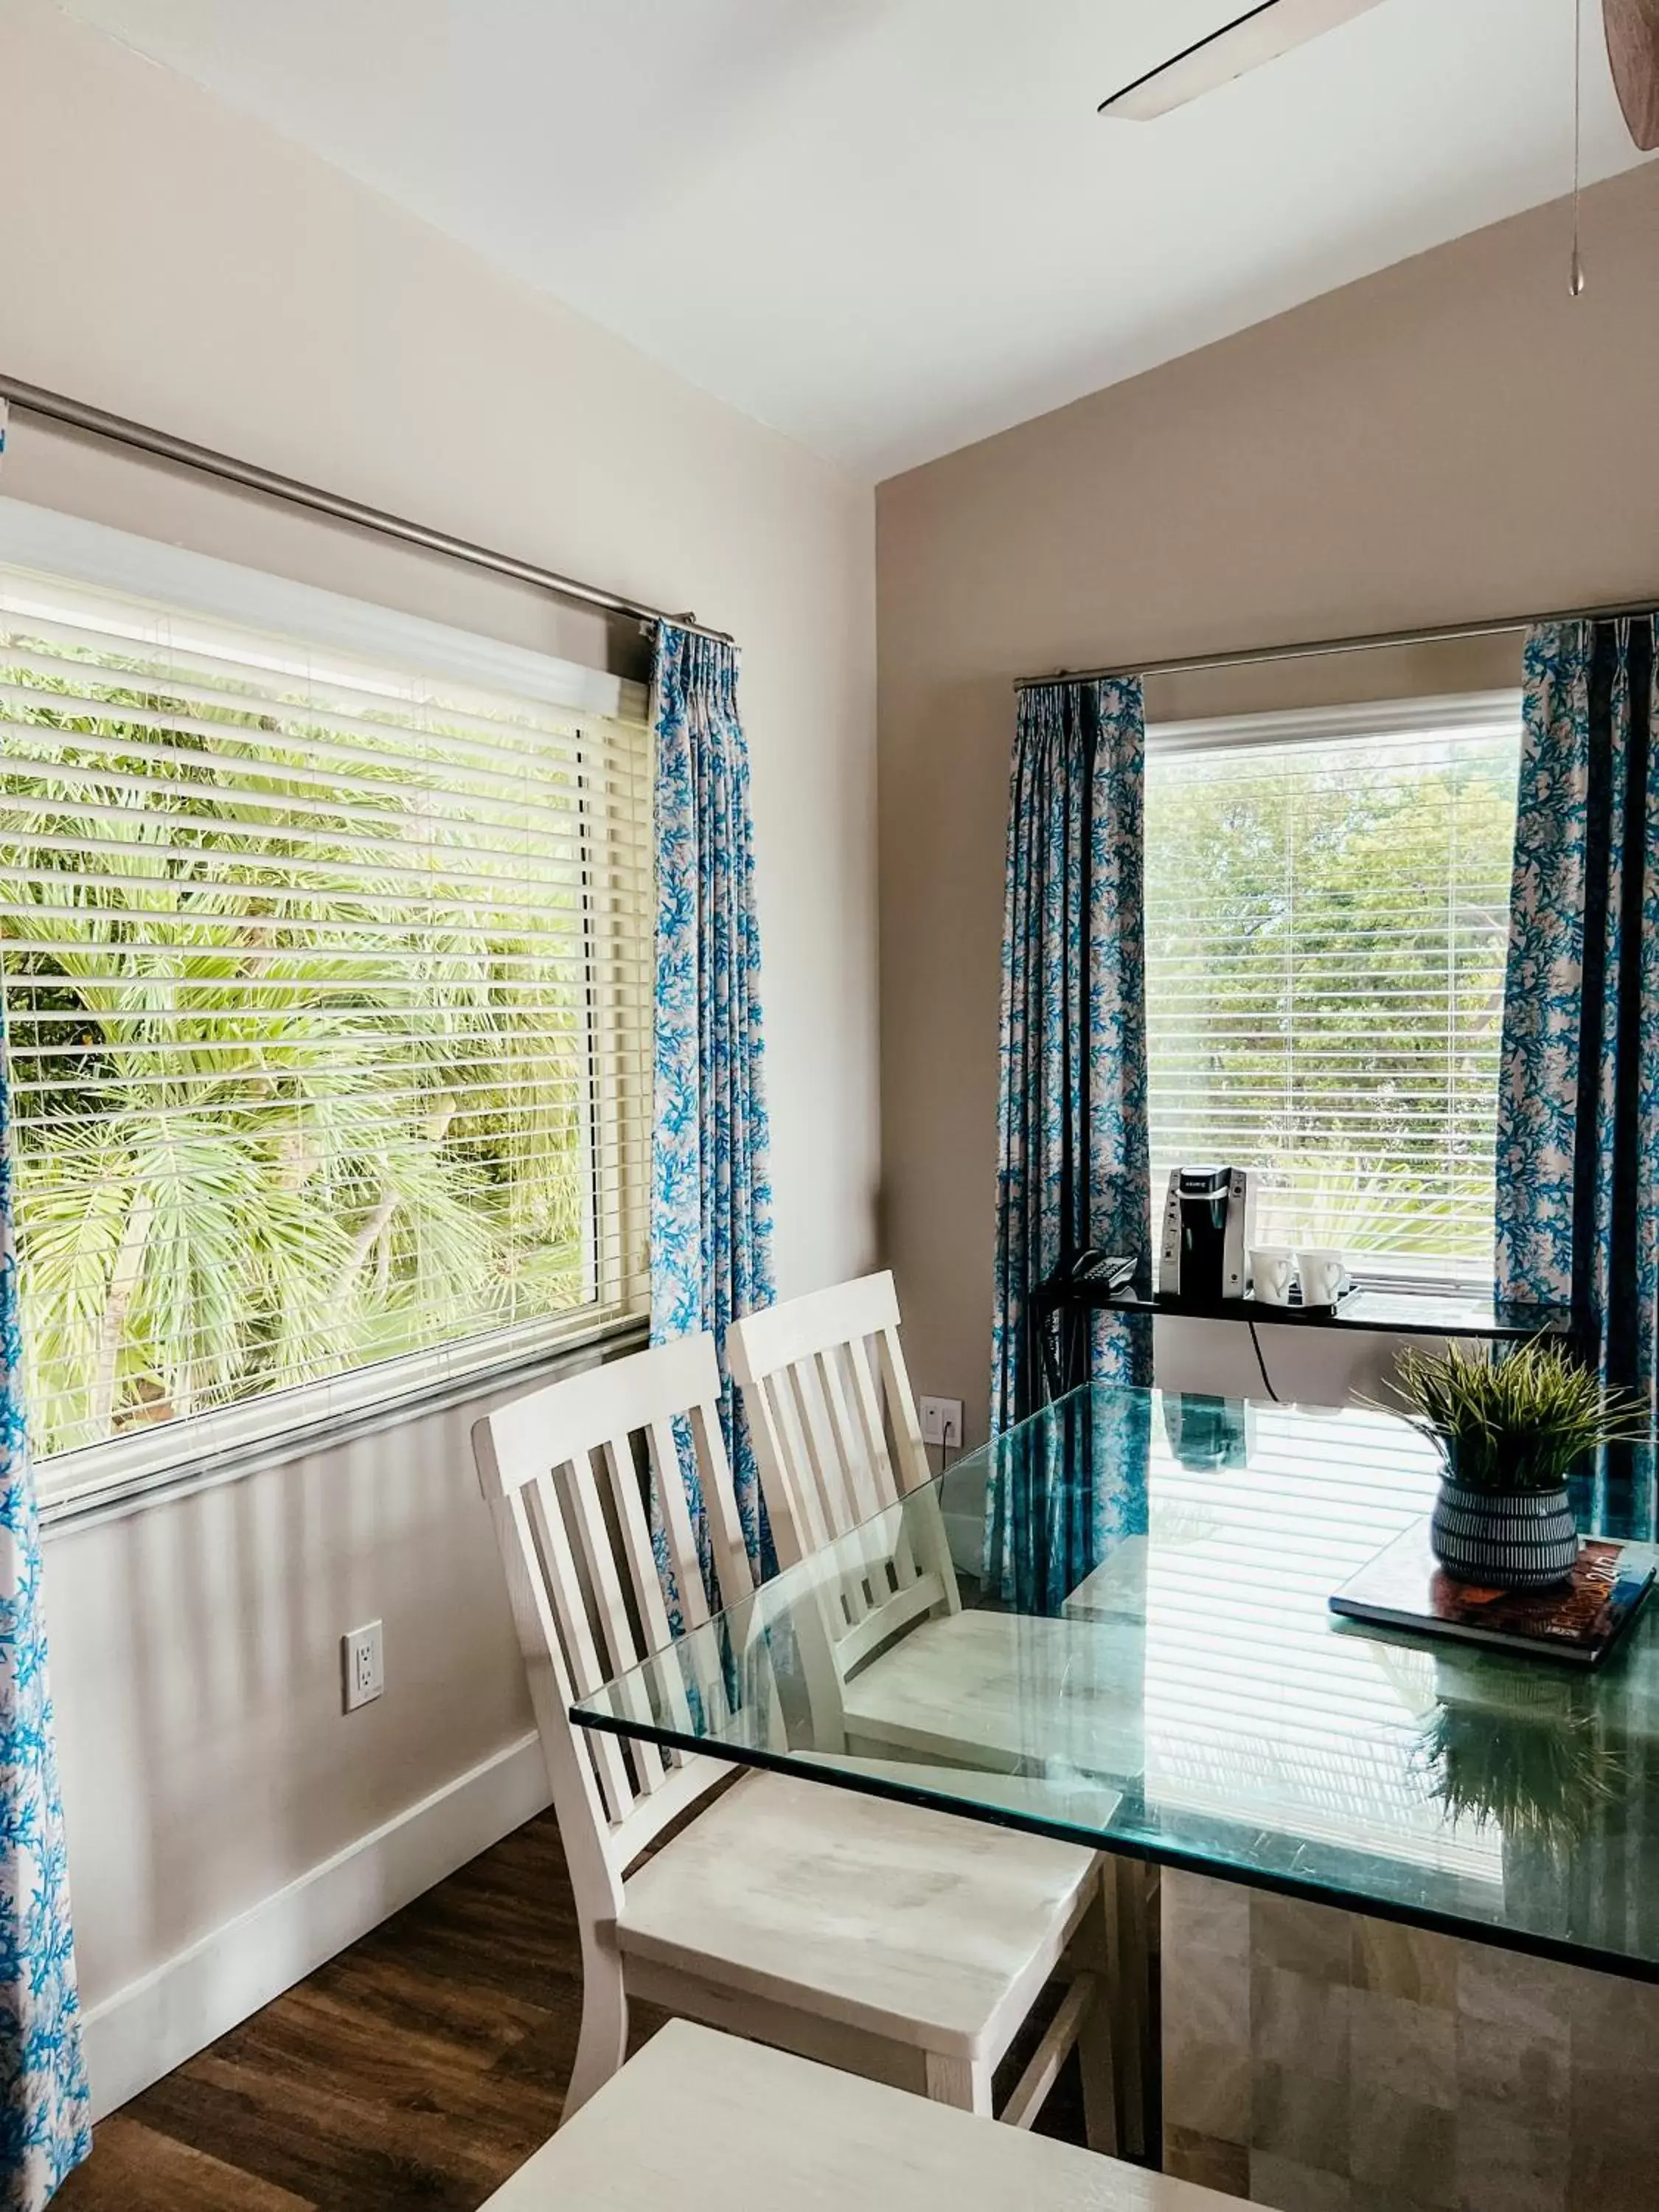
[
  {"left": 1144, "top": 694, "right": 1522, "bottom": 1290},
  {"left": 0, "top": 506, "right": 653, "bottom": 1508}
]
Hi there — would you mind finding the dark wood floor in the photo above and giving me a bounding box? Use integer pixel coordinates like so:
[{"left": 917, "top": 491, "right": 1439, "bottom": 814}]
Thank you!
[
  {"left": 58, "top": 1805, "right": 1091, "bottom": 2209},
  {"left": 58, "top": 1807, "right": 657, "bottom": 2211}
]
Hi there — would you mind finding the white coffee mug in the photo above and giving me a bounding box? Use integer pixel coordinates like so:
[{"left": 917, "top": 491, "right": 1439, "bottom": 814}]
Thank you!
[
  {"left": 1251, "top": 1247, "right": 1295, "bottom": 1307},
  {"left": 1297, "top": 1249, "right": 1349, "bottom": 1308}
]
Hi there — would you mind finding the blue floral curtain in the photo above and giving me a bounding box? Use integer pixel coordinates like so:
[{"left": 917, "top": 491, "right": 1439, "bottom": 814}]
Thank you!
[
  {"left": 650, "top": 625, "right": 776, "bottom": 1575},
  {"left": 989, "top": 678, "right": 1152, "bottom": 1608},
  {"left": 1495, "top": 617, "right": 1659, "bottom": 1436},
  {"left": 992, "top": 676, "right": 1152, "bottom": 1428},
  {"left": 984, "top": 1382, "right": 1152, "bottom": 1619},
  {"left": 0, "top": 1030, "right": 91, "bottom": 2205}
]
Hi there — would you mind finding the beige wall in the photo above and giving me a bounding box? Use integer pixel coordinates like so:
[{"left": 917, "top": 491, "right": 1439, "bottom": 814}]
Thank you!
[
  {"left": 1, "top": 0, "right": 877, "bottom": 2106},
  {"left": 876, "top": 157, "right": 1659, "bottom": 1439}
]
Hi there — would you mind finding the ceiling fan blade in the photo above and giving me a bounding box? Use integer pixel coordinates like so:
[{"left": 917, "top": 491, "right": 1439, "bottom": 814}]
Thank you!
[
  {"left": 1099, "top": 0, "right": 1387, "bottom": 120},
  {"left": 1605, "top": 0, "right": 1659, "bottom": 148}
]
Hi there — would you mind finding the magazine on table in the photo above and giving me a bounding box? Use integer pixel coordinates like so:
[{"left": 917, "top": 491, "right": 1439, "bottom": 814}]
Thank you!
[{"left": 1330, "top": 1521, "right": 1657, "bottom": 1667}]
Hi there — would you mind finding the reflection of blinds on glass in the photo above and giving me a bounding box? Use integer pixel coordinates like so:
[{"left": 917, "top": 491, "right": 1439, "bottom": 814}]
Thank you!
[
  {"left": 1141, "top": 1415, "right": 1504, "bottom": 1887},
  {"left": 1144, "top": 696, "right": 1523, "bottom": 1286},
  {"left": 0, "top": 545, "right": 652, "bottom": 1487}
]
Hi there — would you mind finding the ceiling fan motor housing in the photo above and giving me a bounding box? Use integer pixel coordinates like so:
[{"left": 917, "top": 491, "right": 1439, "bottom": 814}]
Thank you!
[{"left": 1605, "top": 0, "right": 1659, "bottom": 149}]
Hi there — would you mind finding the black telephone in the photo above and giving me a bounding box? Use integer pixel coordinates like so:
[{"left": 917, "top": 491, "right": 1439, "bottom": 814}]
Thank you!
[
  {"left": 1055, "top": 1249, "right": 1138, "bottom": 1294},
  {"left": 1030, "top": 1250, "right": 1144, "bottom": 1404}
]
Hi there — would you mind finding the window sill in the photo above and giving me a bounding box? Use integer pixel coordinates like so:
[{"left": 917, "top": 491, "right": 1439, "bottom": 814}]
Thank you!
[{"left": 38, "top": 1312, "right": 649, "bottom": 1538}]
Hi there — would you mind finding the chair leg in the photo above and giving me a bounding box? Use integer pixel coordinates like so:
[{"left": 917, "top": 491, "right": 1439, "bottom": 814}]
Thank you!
[
  {"left": 1108, "top": 1857, "right": 1154, "bottom": 2161},
  {"left": 563, "top": 1937, "right": 629, "bottom": 2121},
  {"left": 923, "top": 2050, "right": 994, "bottom": 2115},
  {"left": 1077, "top": 1878, "right": 1121, "bottom": 2159}
]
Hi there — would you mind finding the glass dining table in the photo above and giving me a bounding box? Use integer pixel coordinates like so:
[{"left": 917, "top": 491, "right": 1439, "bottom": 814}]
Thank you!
[{"left": 572, "top": 1383, "right": 1659, "bottom": 1985}]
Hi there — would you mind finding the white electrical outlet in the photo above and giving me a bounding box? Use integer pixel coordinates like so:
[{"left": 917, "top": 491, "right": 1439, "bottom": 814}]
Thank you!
[
  {"left": 343, "top": 1620, "right": 383, "bottom": 1713},
  {"left": 918, "top": 1396, "right": 963, "bottom": 1452}
]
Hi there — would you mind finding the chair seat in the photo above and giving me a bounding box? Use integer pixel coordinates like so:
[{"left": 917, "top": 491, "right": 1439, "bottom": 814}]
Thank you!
[
  {"left": 482, "top": 2020, "right": 1234, "bottom": 2210},
  {"left": 841, "top": 1610, "right": 1146, "bottom": 1780},
  {"left": 794, "top": 1750, "right": 1124, "bottom": 1834},
  {"left": 618, "top": 1770, "right": 1097, "bottom": 2061}
]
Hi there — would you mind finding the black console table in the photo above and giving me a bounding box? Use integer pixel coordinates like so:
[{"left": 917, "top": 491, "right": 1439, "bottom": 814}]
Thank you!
[{"left": 1029, "top": 1278, "right": 1573, "bottom": 1404}]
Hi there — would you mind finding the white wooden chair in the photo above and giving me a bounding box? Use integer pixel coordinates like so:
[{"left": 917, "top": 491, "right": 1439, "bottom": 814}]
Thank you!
[
  {"left": 473, "top": 1331, "right": 1116, "bottom": 2139},
  {"left": 723, "top": 1268, "right": 933, "bottom": 1568},
  {"left": 481, "top": 2020, "right": 1238, "bottom": 2212},
  {"left": 727, "top": 1272, "right": 1157, "bottom": 2154},
  {"left": 726, "top": 1271, "right": 1144, "bottom": 1778}
]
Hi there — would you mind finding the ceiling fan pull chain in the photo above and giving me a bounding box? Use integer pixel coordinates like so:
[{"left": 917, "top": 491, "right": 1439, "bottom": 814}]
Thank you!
[{"left": 1571, "top": 0, "right": 1587, "bottom": 296}]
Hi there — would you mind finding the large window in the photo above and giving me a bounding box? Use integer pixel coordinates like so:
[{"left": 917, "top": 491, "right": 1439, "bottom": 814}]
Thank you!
[
  {"left": 0, "top": 508, "right": 650, "bottom": 1497},
  {"left": 1144, "top": 695, "right": 1522, "bottom": 1286}
]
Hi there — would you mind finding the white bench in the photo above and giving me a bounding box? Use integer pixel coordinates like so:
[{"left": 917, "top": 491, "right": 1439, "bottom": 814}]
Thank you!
[{"left": 480, "top": 2019, "right": 1239, "bottom": 2210}]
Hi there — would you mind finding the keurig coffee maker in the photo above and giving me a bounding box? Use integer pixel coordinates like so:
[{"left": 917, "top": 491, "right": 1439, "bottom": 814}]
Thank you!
[{"left": 1158, "top": 1165, "right": 1255, "bottom": 1304}]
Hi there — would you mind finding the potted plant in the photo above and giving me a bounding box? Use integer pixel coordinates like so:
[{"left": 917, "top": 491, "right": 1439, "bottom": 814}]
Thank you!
[{"left": 1389, "top": 1340, "right": 1647, "bottom": 1590}]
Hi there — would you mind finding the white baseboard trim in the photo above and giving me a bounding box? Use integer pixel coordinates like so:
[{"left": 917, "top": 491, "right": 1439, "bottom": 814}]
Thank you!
[{"left": 81, "top": 1728, "right": 552, "bottom": 2121}]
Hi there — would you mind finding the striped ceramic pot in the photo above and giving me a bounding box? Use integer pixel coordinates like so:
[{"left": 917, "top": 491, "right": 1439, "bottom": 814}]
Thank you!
[{"left": 1430, "top": 1478, "right": 1579, "bottom": 1590}]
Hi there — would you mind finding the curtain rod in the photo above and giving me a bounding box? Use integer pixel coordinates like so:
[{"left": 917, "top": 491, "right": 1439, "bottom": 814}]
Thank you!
[
  {"left": 0, "top": 373, "right": 734, "bottom": 648},
  {"left": 1013, "top": 598, "right": 1659, "bottom": 692}
]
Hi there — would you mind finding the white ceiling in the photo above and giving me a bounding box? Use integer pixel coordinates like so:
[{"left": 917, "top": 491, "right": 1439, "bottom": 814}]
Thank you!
[{"left": 61, "top": 0, "right": 1652, "bottom": 478}]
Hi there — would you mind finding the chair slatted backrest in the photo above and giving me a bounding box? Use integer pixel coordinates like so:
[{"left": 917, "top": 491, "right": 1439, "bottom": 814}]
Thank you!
[
  {"left": 728, "top": 1273, "right": 958, "bottom": 1670},
  {"left": 473, "top": 1334, "right": 757, "bottom": 1913}
]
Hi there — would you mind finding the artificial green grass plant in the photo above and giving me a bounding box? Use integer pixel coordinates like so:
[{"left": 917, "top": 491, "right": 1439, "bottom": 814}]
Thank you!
[{"left": 1389, "top": 1339, "right": 1649, "bottom": 1495}]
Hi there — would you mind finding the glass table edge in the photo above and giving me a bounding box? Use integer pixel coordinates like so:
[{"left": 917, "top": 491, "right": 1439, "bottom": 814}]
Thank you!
[{"left": 569, "top": 1697, "right": 1659, "bottom": 1988}]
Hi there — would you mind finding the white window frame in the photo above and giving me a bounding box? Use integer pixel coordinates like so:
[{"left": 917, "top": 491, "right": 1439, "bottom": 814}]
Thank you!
[
  {"left": 1145, "top": 689, "right": 1523, "bottom": 1298},
  {"left": 0, "top": 500, "right": 654, "bottom": 1526}
]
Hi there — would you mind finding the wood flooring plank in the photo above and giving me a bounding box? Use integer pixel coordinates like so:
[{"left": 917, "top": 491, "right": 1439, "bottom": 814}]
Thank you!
[
  {"left": 54, "top": 2112, "right": 316, "bottom": 2212},
  {"left": 487, "top": 1991, "right": 669, "bottom": 2092},
  {"left": 211, "top": 1978, "right": 560, "bottom": 2110},
  {"left": 304, "top": 1949, "right": 556, "bottom": 2063},
  {"left": 134, "top": 2062, "right": 519, "bottom": 2212}
]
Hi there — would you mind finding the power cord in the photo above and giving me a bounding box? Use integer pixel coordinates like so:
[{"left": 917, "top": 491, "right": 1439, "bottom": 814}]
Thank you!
[
  {"left": 1246, "top": 1318, "right": 1281, "bottom": 1403},
  {"left": 922, "top": 1428, "right": 959, "bottom": 1480}
]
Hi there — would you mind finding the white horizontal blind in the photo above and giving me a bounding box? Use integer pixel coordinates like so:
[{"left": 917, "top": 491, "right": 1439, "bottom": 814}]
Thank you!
[
  {"left": 0, "top": 554, "right": 653, "bottom": 1483},
  {"left": 1144, "top": 698, "right": 1522, "bottom": 1284}
]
